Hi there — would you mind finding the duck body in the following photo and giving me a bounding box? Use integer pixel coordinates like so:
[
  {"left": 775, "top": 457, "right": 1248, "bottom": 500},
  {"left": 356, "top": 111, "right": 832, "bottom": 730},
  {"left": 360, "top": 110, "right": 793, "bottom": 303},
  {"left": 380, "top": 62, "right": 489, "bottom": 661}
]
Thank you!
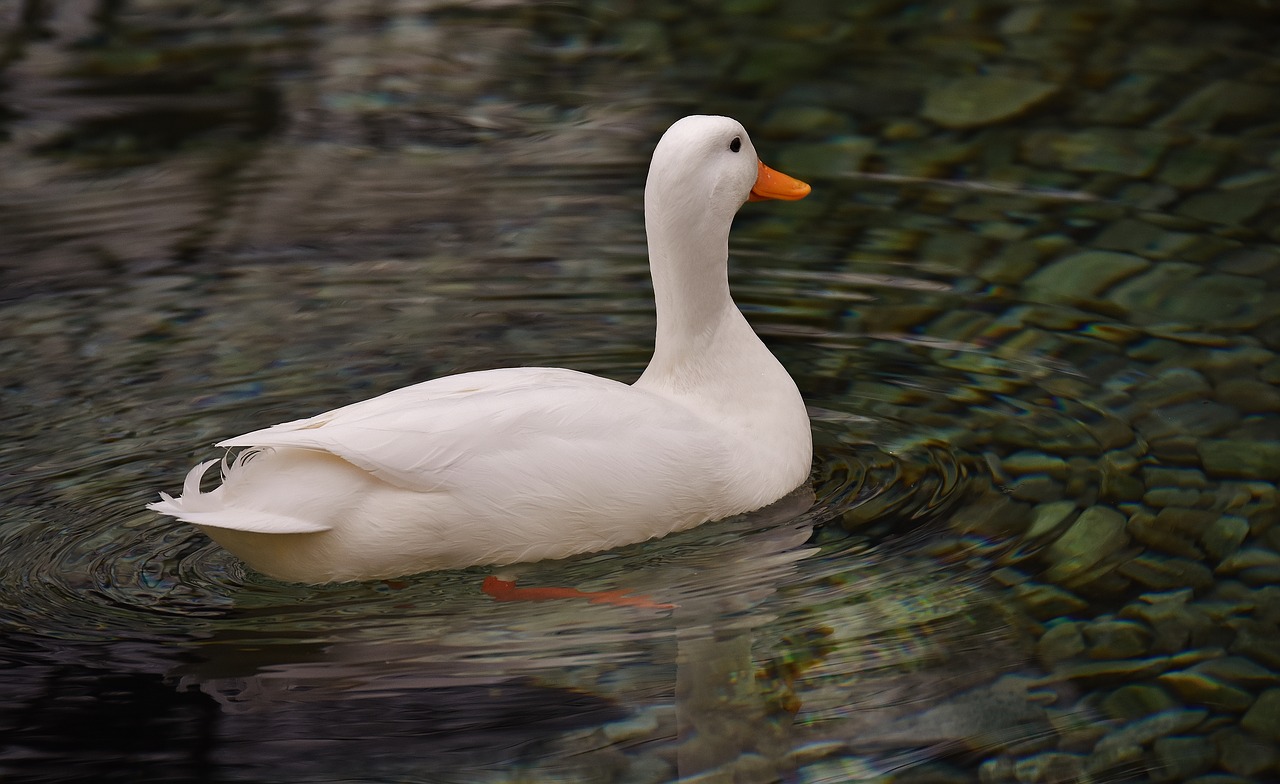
[{"left": 150, "top": 115, "right": 813, "bottom": 583}]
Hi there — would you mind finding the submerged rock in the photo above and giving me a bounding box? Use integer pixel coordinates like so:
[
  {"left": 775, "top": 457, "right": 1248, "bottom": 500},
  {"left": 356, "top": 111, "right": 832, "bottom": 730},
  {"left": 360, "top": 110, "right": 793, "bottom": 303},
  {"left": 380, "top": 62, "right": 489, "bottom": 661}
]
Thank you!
[
  {"left": 1038, "top": 621, "right": 1086, "bottom": 666},
  {"left": 1084, "top": 620, "right": 1151, "bottom": 659},
  {"left": 1012, "top": 752, "right": 1086, "bottom": 784},
  {"left": 1201, "top": 516, "right": 1250, "bottom": 562},
  {"left": 1043, "top": 505, "right": 1129, "bottom": 584},
  {"left": 1240, "top": 688, "right": 1280, "bottom": 741},
  {"left": 1087, "top": 708, "right": 1208, "bottom": 776},
  {"left": 1157, "top": 670, "right": 1255, "bottom": 712},
  {"left": 1199, "top": 439, "right": 1280, "bottom": 481},
  {"left": 1024, "top": 251, "right": 1150, "bottom": 303},
  {"left": 1150, "top": 734, "right": 1216, "bottom": 782},
  {"left": 1118, "top": 554, "right": 1214, "bottom": 592},
  {"left": 922, "top": 76, "right": 1059, "bottom": 129},
  {"left": 1213, "top": 726, "right": 1279, "bottom": 776},
  {"left": 1101, "top": 683, "right": 1180, "bottom": 720}
]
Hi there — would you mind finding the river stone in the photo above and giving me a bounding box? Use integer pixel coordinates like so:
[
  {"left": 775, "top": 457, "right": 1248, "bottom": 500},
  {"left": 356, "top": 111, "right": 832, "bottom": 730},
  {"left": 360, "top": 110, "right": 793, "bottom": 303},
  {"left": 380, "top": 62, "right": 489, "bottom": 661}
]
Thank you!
[
  {"left": 1002, "top": 451, "right": 1069, "bottom": 479},
  {"left": 1013, "top": 582, "right": 1088, "bottom": 620},
  {"left": 1166, "top": 648, "right": 1229, "bottom": 670},
  {"left": 1240, "top": 688, "right": 1280, "bottom": 741},
  {"left": 1142, "top": 466, "right": 1209, "bottom": 489},
  {"left": 1142, "top": 487, "right": 1204, "bottom": 508},
  {"left": 1240, "top": 566, "right": 1280, "bottom": 586},
  {"left": 1157, "top": 670, "right": 1255, "bottom": 712},
  {"left": 1101, "top": 683, "right": 1180, "bottom": 720},
  {"left": 1102, "top": 708, "right": 1210, "bottom": 749},
  {"left": 1216, "top": 547, "right": 1280, "bottom": 575},
  {"left": 1082, "top": 69, "right": 1163, "bottom": 124},
  {"left": 1012, "top": 752, "right": 1086, "bottom": 784},
  {"left": 1008, "top": 474, "right": 1065, "bottom": 503},
  {"left": 1216, "top": 378, "right": 1280, "bottom": 413},
  {"left": 1178, "top": 183, "right": 1276, "bottom": 226},
  {"left": 1201, "top": 515, "right": 1249, "bottom": 562},
  {"left": 1191, "top": 656, "right": 1280, "bottom": 689},
  {"left": 1196, "top": 344, "right": 1276, "bottom": 379},
  {"left": 1108, "top": 261, "right": 1202, "bottom": 316},
  {"left": 1062, "top": 559, "right": 1133, "bottom": 596},
  {"left": 1213, "top": 727, "right": 1278, "bottom": 776},
  {"left": 948, "top": 488, "right": 1032, "bottom": 538},
  {"left": 778, "top": 136, "right": 875, "bottom": 176},
  {"left": 1127, "top": 510, "right": 1204, "bottom": 559},
  {"left": 1199, "top": 439, "right": 1280, "bottom": 480},
  {"left": 1084, "top": 740, "right": 1142, "bottom": 779},
  {"left": 1085, "top": 412, "right": 1133, "bottom": 453},
  {"left": 1156, "top": 79, "right": 1275, "bottom": 131},
  {"left": 1101, "top": 453, "right": 1145, "bottom": 502},
  {"left": 1118, "top": 554, "right": 1214, "bottom": 592},
  {"left": 1262, "top": 359, "right": 1280, "bottom": 384},
  {"left": 980, "top": 240, "right": 1046, "bottom": 284},
  {"left": 1172, "top": 274, "right": 1269, "bottom": 328},
  {"left": 1104, "top": 476, "right": 1146, "bottom": 504},
  {"left": 1150, "top": 735, "right": 1216, "bottom": 782},
  {"left": 1245, "top": 584, "right": 1280, "bottom": 617},
  {"left": 1025, "top": 500, "right": 1078, "bottom": 540},
  {"left": 1038, "top": 621, "right": 1085, "bottom": 666},
  {"left": 1053, "top": 658, "right": 1170, "bottom": 686},
  {"left": 1154, "top": 507, "right": 1218, "bottom": 538},
  {"left": 1025, "top": 251, "right": 1150, "bottom": 303},
  {"left": 1158, "top": 140, "right": 1233, "bottom": 189},
  {"left": 1140, "top": 401, "right": 1241, "bottom": 440},
  {"left": 1229, "top": 619, "right": 1280, "bottom": 670},
  {"left": 1121, "top": 600, "right": 1214, "bottom": 654},
  {"left": 1195, "top": 597, "right": 1256, "bottom": 624},
  {"left": 979, "top": 756, "right": 1015, "bottom": 783},
  {"left": 1134, "top": 367, "right": 1213, "bottom": 409},
  {"left": 921, "top": 75, "right": 1058, "bottom": 129},
  {"left": 1147, "top": 436, "right": 1212, "bottom": 467},
  {"left": 1089, "top": 708, "right": 1209, "bottom": 776},
  {"left": 1044, "top": 505, "right": 1129, "bottom": 584},
  {"left": 601, "top": 707, "right": 662, "bottom": 743},
  {"left": 1084, "top": 620, "right": 1151, "bottom": 659},
  {"left": 760, "top": 105, "right": 851, "bottom": 137},
  {"left": 1094, "top": 219, "right": 1194, "bottom": 260},
  {"left": 1024, "top": 128, "right": 1170, "bottom": 177}
]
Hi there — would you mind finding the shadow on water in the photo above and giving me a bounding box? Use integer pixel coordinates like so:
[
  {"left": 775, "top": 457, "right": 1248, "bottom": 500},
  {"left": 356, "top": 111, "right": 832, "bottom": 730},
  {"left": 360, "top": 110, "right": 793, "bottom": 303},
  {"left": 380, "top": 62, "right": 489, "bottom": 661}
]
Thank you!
[{"left": 3, "top": 0, "right": 1280, "bottom": 782}]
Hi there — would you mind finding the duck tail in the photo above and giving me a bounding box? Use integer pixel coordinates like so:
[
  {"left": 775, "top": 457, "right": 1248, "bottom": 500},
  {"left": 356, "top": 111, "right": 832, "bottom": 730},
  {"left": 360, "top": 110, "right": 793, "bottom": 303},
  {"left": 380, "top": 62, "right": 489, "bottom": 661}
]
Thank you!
[
  {"left": 148, "top": 449, "right": 332, "bottom": 534},
  {"left": 148, "top": 458, "right": 221, "bottom": 516}
]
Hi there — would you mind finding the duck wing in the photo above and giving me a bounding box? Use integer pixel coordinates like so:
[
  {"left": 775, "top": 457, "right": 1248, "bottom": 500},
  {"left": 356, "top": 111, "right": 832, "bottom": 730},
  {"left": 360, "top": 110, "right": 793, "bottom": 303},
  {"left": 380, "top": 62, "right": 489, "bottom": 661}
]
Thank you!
[{"left": 217, "top": 367, "right": 725, "bottom": 494}]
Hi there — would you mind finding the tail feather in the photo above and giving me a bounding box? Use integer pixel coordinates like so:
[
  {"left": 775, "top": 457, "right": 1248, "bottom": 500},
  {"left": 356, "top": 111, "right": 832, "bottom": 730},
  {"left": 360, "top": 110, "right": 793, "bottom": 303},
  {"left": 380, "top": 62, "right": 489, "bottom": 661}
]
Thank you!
[
  {"left": 148, "top": 452, "right": 332, "bottom": 534},
  {"left": 184, "top": 459, "right": 219, "bottom": 501},
  {"left": 149, "top": 505, "right": 331, "bottom": 534}
]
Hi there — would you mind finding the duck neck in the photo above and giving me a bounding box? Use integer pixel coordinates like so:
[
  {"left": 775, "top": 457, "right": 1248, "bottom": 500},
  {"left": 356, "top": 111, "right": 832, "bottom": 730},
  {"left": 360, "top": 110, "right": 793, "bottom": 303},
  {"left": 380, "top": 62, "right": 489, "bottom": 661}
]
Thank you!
[{"left": 640, "top": 203, "right": 755, "bottom": 385}]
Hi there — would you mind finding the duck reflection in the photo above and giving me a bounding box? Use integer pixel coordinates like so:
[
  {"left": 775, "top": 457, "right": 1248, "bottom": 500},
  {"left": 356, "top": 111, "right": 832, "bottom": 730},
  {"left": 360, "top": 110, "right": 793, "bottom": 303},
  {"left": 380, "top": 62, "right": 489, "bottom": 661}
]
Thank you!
[{"left": 1, "top": 483, "right": 1044, "bottom": 783}]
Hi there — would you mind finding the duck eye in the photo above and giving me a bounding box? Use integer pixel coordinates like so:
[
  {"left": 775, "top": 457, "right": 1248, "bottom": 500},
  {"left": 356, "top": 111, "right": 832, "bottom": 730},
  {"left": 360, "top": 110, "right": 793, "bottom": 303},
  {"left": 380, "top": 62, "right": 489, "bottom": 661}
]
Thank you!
[{"left": 729, "top": 137, "right": 741, "bottom": 153}]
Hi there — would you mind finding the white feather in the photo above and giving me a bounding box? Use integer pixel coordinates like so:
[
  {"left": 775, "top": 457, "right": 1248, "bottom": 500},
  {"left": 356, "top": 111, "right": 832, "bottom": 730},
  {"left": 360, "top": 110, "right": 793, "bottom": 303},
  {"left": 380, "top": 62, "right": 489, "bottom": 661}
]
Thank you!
[{"left": 148, "top": 115, "right": 814, "bottom": 583}]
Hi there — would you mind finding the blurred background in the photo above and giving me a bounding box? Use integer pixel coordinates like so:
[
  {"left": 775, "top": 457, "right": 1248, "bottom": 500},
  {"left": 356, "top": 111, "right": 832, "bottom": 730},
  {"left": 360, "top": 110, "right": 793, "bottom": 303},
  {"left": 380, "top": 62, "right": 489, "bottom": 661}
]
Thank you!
[{"left": 2, "top": 1, "right": 1280, "bottom": 782}]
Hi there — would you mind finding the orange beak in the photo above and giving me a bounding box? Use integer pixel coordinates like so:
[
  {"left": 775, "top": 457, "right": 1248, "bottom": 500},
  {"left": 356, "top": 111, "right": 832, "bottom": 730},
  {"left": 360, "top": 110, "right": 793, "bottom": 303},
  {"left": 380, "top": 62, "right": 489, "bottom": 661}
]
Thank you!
[{"left": 749, "top": 160, "right": 811, "bottom": 202}]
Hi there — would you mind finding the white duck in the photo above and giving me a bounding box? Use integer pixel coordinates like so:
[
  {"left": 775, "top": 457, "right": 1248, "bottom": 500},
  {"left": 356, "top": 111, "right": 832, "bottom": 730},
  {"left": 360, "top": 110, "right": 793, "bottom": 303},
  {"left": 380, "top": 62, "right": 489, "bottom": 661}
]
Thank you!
[{"left": 149, "top": 115, "right": 813, "bottom": 584}]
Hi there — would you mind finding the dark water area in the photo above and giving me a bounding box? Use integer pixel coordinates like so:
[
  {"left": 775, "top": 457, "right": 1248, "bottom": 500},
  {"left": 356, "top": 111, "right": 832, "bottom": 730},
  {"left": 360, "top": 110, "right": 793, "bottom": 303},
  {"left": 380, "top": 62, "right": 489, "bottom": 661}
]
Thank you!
[{"left": 3, "top": 1, "right": 1280, "bottom": 782}]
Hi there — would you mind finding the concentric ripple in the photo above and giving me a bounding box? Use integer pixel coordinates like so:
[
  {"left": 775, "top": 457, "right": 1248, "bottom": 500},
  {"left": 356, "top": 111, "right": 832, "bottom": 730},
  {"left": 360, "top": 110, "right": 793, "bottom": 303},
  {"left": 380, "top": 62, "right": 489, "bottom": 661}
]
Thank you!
[{"left": 1, "top": 252, "right": 1014, "bottom": 783}]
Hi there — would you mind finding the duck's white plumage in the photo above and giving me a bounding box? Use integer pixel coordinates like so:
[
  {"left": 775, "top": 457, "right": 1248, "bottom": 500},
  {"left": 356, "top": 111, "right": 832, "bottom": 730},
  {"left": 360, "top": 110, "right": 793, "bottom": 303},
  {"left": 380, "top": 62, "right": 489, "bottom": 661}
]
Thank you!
[{"left": 149, "top": 115, "right": 813, "bottom": 583}]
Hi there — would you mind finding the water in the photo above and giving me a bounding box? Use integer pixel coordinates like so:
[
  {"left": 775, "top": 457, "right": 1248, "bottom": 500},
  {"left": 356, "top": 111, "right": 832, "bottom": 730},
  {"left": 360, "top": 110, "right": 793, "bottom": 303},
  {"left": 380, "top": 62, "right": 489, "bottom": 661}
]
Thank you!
[{"left": 3, "top": 1, "right": 1280, "bottom": 782}]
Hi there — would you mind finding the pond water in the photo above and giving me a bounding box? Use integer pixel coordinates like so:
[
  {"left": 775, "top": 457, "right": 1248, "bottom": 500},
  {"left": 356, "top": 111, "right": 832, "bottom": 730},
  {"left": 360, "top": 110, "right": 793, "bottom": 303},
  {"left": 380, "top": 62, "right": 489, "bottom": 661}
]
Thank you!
[{"left": 3, "top": 1, "right": 1280, "bottom": 782}]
